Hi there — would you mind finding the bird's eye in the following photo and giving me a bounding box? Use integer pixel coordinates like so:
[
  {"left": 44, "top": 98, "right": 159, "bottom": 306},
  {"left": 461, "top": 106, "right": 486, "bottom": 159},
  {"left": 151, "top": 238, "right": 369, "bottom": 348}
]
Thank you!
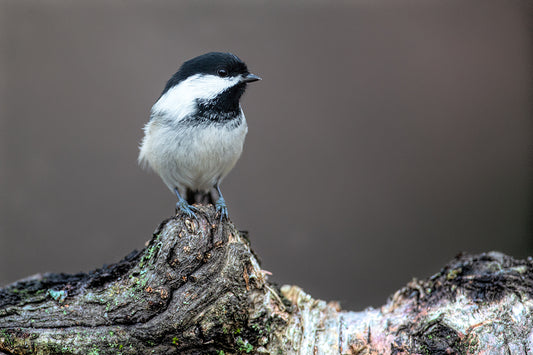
[{"left": 217, "top": 69, "right": 228, "bottom": 77}]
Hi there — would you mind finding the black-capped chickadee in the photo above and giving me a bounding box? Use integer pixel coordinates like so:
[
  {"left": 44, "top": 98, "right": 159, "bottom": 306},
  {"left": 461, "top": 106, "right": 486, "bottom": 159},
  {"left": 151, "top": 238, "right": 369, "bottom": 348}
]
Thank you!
[{"left": 138, "top": 52, "right": 260, "bottom": 219}]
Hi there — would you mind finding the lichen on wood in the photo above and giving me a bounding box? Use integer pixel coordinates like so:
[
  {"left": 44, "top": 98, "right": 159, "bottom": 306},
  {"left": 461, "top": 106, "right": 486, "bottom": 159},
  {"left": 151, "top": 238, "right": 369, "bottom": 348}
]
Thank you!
[{"left": 1, "top": 206, "right": 533, "bottom": 354}]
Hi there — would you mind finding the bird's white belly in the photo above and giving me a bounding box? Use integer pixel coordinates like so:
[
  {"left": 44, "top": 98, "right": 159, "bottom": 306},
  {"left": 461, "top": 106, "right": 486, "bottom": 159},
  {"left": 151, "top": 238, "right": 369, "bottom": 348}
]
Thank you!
[{"left": 140, "top": 120, "right": 247, "bottom": 192}]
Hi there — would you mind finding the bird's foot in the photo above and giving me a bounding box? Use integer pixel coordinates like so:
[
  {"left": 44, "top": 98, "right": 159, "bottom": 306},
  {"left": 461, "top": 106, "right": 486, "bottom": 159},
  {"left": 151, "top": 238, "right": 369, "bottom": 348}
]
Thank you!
[
  {"left": 176, "top": 199, "right": 198, "bottom": 220},
  {"left": 215, "top": 197, "right": 229, "bottom": 221}
]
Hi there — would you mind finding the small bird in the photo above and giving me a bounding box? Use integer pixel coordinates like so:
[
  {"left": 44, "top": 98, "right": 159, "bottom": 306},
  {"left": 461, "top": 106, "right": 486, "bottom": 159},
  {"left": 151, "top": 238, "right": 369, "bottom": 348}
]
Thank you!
[{"left": 138, "top": 52, "right": 260, "bottom": 219}]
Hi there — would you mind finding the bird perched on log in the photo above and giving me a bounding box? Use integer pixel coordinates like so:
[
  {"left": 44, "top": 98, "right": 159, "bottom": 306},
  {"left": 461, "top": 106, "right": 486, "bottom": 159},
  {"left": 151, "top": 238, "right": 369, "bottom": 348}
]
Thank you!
[{"left": 138, "top": 52, "right": 260, "bottom": 219}]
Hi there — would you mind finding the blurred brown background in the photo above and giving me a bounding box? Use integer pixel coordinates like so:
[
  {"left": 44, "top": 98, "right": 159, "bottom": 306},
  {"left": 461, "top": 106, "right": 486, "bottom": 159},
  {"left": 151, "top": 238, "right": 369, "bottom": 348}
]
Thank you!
[{"left": 0, "top": 0, "right": 531, "bottom": 310}]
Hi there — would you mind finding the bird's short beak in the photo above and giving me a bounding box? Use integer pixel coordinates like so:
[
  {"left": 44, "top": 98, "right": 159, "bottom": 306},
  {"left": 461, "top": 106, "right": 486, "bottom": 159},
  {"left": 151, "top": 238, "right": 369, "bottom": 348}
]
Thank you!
[{"left": 241, "top": 73, "right": 261, "bottom": 83}]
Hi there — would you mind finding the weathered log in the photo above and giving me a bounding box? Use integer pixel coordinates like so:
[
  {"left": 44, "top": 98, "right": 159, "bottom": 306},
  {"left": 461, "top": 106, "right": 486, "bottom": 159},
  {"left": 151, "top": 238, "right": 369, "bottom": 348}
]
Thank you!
[{"left": 1, "top": 205, "right": 532, "bottom": 354}]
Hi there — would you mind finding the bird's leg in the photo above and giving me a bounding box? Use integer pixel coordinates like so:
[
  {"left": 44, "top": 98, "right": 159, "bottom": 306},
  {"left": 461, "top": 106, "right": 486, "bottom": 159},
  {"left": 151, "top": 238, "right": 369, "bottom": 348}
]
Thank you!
[
  {"left": 214, "top": 183, "right": 229, "bottom": 221},
  {"left": 174, "top": 187, "right": 198, "bottom": 219}
]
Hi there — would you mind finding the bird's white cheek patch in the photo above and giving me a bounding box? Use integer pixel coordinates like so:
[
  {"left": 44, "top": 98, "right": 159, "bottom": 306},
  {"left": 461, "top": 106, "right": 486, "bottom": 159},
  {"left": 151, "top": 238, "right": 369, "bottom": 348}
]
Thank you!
[
  {"left": 152, "top": 74, "right": 241, "bottom": 121},
  {"left": 185, "top": 74, "right": 241, "bottom": 100}
]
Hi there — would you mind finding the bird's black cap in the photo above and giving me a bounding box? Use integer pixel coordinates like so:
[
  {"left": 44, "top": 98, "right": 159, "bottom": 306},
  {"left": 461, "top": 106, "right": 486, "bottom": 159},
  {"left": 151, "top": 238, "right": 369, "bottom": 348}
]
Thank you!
[{"left": 161, "top": 52, "right": 252, "bottom": 96}]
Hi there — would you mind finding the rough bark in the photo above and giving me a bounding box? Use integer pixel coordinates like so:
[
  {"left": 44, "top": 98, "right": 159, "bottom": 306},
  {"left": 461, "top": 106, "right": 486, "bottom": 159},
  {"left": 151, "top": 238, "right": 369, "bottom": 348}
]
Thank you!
[{"left": 1, "top": 205, "right": 532, "bottom": 354}]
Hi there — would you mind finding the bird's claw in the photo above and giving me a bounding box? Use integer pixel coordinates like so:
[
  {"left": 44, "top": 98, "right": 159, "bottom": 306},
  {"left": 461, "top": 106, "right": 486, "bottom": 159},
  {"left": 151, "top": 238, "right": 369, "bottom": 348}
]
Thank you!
[
  {"left": 215, "top": 197, "right": 229, "bottom": 221},
  {"left": 176, "top": 199, "right": 198, "bottom": 219}
]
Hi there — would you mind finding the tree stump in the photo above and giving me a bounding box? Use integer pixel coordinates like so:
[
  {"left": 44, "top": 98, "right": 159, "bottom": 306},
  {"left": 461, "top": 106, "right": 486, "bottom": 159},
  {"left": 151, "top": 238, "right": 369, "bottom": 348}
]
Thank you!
[{"left": 1, "top": 205, "right": 532, "bottom": 354}]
